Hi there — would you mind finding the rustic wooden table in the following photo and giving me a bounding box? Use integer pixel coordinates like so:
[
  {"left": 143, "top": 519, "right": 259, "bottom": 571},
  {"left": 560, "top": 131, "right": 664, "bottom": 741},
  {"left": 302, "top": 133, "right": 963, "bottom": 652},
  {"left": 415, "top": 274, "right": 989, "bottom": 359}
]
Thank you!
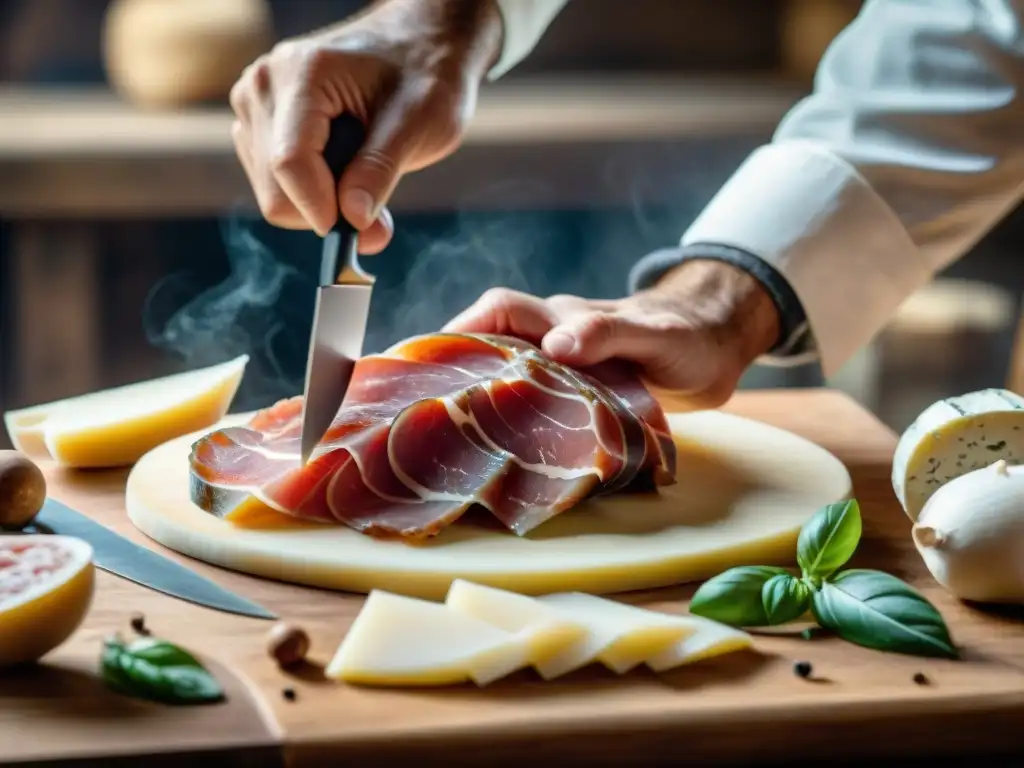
[{"left": 3, "top": 388, "right": 1024, "bottom": 767}]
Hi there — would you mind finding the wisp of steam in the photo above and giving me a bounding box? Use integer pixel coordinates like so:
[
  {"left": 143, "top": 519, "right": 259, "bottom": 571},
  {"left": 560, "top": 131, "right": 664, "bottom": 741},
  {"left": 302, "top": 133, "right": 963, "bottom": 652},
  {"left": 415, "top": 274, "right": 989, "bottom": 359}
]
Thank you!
[
  {"left": 143, "top": 211, "right": 308, "bottom": 410},
  {"left": 140, "top": 144, "right": 713, "bottom": 411}
]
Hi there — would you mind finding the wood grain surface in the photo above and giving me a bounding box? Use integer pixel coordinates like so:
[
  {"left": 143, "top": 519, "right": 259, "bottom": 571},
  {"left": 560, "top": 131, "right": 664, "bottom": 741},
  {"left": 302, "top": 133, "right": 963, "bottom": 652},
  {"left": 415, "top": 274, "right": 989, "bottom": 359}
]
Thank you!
[{"left": 4, "top": 389, "right": 1024, "bottom": 767}]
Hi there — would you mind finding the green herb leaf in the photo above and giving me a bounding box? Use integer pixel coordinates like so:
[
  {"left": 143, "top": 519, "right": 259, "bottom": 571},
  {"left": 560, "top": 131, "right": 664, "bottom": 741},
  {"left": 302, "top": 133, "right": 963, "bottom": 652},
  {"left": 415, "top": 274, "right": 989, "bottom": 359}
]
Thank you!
[
  {"left": 761, "top": 573, "right": 812, "bottom": 625},
  {"left": 101, "top": 635, "right": 225, "bottom": 705},
  {"left": 797, "top": 499, "right": 862, "bottom": 581},
  {"left": 689, "top": 565, "right": 788, "bottom": 627},
  {"left": 810, "top": 569, "right": 959, "bottom": 659}
]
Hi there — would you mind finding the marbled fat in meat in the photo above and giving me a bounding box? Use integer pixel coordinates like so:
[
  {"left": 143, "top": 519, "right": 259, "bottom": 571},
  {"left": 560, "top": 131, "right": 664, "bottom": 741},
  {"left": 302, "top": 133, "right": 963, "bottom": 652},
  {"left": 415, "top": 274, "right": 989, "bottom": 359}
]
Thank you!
[{"left": 189, "top": 333, "right": 677, "bottom": 540}]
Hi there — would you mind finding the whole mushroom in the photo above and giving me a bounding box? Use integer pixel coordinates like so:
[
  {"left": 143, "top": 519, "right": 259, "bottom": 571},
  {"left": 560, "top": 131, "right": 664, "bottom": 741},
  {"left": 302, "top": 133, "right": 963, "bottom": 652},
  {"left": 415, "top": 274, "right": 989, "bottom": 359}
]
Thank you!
[{"left": 0, "top": 450, "right": 47, "bottom": 530}]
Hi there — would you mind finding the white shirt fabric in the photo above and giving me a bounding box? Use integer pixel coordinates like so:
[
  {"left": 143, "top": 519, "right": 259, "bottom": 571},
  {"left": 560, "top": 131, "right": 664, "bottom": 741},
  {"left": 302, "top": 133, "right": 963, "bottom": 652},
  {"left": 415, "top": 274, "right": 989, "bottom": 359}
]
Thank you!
[
  {"left": 488, "top": 0, "right": 569, "bottom": 79},
  {"left": 491, "top": 0, "right": 1024, "bottom": 378}
]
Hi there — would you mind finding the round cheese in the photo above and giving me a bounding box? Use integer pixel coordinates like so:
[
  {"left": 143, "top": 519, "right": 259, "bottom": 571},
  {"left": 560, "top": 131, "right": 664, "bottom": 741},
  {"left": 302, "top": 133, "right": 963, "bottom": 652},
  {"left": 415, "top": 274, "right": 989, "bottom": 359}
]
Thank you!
[{"left": 892, "top": 388, "right": 1024, "bottom": 521}]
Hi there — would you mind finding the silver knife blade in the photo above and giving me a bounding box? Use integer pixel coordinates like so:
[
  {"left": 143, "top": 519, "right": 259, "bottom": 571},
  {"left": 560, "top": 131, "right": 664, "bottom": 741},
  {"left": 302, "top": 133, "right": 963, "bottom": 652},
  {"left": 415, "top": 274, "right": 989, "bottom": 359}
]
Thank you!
[
  {"left": 300, "top": 278, "right": 371, "bottom": 462},
  {"left": 32, "top": 498, "right": 277, "bottom": 620},
  {"left": 300, "top": 113, "right": 371, "bottom": 464}
]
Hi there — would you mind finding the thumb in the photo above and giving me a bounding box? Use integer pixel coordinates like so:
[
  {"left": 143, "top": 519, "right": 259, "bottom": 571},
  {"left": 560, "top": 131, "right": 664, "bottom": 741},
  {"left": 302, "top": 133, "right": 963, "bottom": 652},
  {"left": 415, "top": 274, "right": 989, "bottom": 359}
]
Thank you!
[
  {"left": 338, "top": 94, "right": 423, "bottom": 231},
  {"left": 541, "top": 312, "right": 661, "bottom": 367},
  {"left": 542, "top": 311, "right": 716, "bottom": 391}
]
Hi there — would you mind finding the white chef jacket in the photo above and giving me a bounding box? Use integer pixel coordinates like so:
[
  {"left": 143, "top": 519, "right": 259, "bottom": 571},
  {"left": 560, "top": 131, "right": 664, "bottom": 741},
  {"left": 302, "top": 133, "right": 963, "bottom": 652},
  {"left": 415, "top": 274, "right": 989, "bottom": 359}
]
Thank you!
[{"left": 490, "top": 0, "right": 1024, "bottom": 378}]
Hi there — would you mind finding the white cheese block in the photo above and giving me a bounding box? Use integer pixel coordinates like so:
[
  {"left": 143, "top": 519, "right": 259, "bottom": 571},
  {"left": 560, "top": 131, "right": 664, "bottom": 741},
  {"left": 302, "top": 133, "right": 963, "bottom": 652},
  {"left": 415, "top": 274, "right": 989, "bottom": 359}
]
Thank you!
[
  {"left": 535, "top": 592, "right": 695, "bottom": 677},
  {"left": 645, "top": 615, "right": 752, "bottom": 672},
  {"left": 2, "top": 355, "right": 248, "bottom": 468},
  {"left": 325, "top": 590, "right": 527, "bottom": 687},
  {"left": 912, "top": 460, "right": 1024, "bottom": 604},
  {"left": 892, "top": 388, "right": 1024, "bottom": 520},
  {"left": 444, "top": 580, "right": 590, "bottom": 680}
]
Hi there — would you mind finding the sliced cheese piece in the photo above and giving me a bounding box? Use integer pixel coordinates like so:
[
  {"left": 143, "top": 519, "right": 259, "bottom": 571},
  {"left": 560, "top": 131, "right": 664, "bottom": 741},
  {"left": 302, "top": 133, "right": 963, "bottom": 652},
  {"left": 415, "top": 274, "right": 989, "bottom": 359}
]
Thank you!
[
  {"left": 445, "top": 579, "right": 590, "bottom": 680},
  {"left": 2, "top": 355, "right": 248, "bottom": 468},
  {"left": 892, "top": 388, "right": 1024, "bottom": 520},
  {"left": 326, "top": 590, "right": 527, "bottom": 687},
  {"left": 535, "top": 592, "right": 695, "bottom": 677},
  {"left": 645, "top": 615, "right": 752, "bottom": 672}
]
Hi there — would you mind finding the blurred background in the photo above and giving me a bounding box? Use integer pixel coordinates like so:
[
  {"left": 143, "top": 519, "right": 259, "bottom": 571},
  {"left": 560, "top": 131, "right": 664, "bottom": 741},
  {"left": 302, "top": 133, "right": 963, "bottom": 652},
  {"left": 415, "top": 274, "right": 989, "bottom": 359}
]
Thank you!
[{"left": 2, "top": 0, "right": 1023, "bottom": 449}]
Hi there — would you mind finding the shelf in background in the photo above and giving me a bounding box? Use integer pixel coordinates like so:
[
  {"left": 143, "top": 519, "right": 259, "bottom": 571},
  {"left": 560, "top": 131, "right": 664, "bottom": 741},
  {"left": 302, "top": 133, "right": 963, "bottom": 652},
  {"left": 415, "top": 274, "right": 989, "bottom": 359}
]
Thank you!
[{"left": 0, "top": 76, "right": 803, "bottom": 217}]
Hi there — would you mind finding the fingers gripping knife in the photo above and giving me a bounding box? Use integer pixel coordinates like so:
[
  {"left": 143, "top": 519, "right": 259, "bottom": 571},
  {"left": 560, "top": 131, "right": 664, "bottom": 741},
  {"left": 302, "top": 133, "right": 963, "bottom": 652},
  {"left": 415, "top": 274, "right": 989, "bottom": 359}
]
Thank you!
[{"left": 300, "top": 114, "right": 373, "bottom": 464}]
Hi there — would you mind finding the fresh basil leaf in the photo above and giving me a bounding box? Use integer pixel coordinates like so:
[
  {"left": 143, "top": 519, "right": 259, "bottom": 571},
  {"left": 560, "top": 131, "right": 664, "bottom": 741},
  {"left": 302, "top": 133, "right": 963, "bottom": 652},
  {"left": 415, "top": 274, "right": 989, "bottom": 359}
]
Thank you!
[
  {"left": 689, "top": 565, "right": 788, "bottom": 627},
  {"left": 761, "top": 573, "right": 812, "bottom": 625},
  {"left": 810, "top": 569, "right": 959, "bottom": 659},
  {"left": 101, "top": 635, "right": 225, "bottom": 705},
  {"left": 797, "top": 499, "right": 862, "bottom": 581},
  {"left": 126, "top": 636, "right": 204, "bottom": 668}
]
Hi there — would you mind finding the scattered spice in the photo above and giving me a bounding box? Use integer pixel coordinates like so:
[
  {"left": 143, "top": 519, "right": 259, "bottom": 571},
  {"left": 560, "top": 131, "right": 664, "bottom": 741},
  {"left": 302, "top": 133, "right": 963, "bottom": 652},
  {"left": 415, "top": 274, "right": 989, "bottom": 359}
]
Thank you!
[
  {"left": 793, "top": 660, "right": 813, "bottom": 679},
  {"left": 282, "top": 687, "right": 297, "bottom": 702},
  {"left": 130, "top": 613, "right": 151, "bottom": 636},
  {"left": 266, "top": 622, "right": 310, "bottom": 668},
  {"left": 912, "top": 672, "right": 929, "bottom": 685}
]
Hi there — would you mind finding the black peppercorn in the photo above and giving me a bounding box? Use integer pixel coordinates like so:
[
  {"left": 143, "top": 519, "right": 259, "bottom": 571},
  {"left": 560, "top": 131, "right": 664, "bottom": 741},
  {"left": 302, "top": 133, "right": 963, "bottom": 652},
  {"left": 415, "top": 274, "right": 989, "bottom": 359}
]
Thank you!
[
  {"left": 912, "top": 672, "right": 929, "bottom": 685},
  {"left": 282, "top": 687, "right": 297, "bottom": 702},
  {"left": 130, "top": 614, "right": 151, "bottom": 636},
  {"left": 793, "top": 660, "right": 813, "bottom": 679}
]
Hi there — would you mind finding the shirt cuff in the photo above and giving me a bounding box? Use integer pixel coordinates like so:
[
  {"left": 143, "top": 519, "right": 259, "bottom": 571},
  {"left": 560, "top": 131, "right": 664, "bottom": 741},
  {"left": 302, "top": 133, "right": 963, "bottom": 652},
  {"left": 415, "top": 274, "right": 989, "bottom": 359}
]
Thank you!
[
  {"left": 677, "top": 140, "right": 932, "bottom": 378},
  {"left": 628, "top": 244, "right": 813, "bottom": 363},
  {"left": 487, "top": 0, "right": 568, "bottom": 80}
]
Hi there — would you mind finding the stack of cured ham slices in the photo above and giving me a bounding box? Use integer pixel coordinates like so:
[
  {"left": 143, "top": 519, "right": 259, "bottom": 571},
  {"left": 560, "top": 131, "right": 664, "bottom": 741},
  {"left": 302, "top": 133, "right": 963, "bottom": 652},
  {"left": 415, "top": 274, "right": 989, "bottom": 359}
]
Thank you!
[{"left": 189, "top": 333, "right": 678, "bottom": 540}]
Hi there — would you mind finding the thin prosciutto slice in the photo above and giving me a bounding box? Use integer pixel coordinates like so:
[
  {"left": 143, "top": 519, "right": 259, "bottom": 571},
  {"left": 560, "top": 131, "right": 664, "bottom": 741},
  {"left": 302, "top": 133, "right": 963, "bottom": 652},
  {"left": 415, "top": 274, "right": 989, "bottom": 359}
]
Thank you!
[{"left": 189, "top": 333, "right": 677, "bottom": 539}]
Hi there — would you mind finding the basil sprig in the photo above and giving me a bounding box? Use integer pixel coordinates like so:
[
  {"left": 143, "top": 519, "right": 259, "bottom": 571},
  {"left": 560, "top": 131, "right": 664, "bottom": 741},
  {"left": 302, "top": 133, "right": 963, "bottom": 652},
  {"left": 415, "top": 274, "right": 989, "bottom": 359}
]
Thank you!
[
  {"left": 688, "top": 499, "right": 959, "bottom": 660},
  {"left": 101, "top": 634, "right": 225, "bottom": 705}
]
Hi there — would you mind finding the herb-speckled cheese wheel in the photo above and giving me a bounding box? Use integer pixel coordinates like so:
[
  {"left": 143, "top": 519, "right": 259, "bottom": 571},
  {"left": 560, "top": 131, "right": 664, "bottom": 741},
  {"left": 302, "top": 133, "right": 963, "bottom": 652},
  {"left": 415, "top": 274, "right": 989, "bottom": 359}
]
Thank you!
[{"left": 892, "top": 388, "right": 1024, "bottom": 520}]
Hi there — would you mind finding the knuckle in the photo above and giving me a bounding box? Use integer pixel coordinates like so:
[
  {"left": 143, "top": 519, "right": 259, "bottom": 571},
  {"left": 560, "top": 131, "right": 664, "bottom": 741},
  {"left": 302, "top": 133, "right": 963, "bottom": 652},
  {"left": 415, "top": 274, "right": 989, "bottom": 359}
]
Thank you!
[
  {"left": 228, "top": 78, "right": 248, "bottom": 114},
  {"left": 269, "top": 147, "right": 305, "bottom": 177},
  {"left": 643, "top": 311, "right": 690, "bottom": 335},
  {"left": 480, "top": 286, "right": 519, "bottom": 310},
  {"left": 577, "top": 311, "right": 617, "bottom": 340},
  {"left": 257, "top": 188, "right": 296, "bottom": 225},
  {"left": 355, "top": 148, "right": 400, "bottom": 179},
  {"left": 251, "top": 59, "right": 273, "bottom": 95}
]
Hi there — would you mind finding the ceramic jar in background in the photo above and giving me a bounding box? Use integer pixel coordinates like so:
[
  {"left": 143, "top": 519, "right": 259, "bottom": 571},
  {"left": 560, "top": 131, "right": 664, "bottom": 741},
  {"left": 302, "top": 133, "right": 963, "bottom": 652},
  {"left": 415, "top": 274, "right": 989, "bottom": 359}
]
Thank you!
[{"left": 102, "top": 0, "right": 275, "bottom": 108}]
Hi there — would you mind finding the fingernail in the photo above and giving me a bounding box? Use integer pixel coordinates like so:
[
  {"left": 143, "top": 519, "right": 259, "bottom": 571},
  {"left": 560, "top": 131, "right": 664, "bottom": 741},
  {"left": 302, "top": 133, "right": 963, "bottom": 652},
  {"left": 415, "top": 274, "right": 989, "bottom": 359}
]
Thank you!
[
  {"left": 342, "top": 188, "right": 374, "bottom": 227},
  {"left": 544, "top": 331, "right": 577, "bottom": 358}
]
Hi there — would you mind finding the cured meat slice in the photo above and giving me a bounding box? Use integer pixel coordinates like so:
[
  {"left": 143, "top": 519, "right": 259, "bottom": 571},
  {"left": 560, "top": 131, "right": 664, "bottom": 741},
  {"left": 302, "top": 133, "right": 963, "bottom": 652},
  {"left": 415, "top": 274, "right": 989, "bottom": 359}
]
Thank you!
[{"left": 189, "top": 333, "right": 677, "bottom": 540}]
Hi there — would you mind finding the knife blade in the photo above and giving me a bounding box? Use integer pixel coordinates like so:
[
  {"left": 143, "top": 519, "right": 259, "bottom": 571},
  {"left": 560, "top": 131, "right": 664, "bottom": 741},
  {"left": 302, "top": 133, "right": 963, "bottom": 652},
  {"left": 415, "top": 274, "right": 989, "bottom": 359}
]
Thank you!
[
  {"left": 300, "top": 112, "right": 373, "bottom": 464},
  {"left": 30, "top": 498, "right": 277, "bottom": 620}
]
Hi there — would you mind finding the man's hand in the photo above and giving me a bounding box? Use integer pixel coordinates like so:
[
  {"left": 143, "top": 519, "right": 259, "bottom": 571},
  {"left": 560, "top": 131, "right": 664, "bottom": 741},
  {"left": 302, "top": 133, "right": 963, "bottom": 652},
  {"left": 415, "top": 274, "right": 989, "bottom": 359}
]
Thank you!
[
  {"left": 229, "top": 0, "right": 503, "bottom": 252},
  {"left": 443, "top": 260, "right": 781, "bottom": 408}
]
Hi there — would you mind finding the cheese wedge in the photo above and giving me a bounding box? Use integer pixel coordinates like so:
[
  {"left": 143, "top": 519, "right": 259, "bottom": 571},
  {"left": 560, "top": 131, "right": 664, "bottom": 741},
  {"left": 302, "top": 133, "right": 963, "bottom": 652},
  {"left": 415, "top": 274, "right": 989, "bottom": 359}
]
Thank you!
[
  {"left": 445, "top": 579, "right": 590, "bottom": 680},
  {"left": 535, "top": 592, "right": 696, "bottom": 677},
  {"left": 326, "top": 590, "right": 528, "bottom": 687},
  {"left": 645, "top": 615, "right": 752, "bottom": 672},
  {"left": 3, "top": 355, "right": 248, "bottom": 468},
  {"left": 892, "top": 388, "right": 1024, "bottom": 520}
]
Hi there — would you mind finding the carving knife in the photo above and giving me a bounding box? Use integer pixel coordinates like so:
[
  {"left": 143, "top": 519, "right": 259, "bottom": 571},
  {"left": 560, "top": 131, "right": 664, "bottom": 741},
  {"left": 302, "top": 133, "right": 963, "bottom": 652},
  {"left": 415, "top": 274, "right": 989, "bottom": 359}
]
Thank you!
[
  {"left": 24, "top": 497, "right": 277, "bottom": 620},
  {"left": 300, "top": 112, "right": 373, "bottom": 464}
]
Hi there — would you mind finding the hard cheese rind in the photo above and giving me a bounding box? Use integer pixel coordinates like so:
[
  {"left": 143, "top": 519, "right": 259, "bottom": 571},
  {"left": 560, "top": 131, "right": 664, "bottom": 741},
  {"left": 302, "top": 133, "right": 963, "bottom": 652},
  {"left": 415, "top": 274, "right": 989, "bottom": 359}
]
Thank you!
[
  {"left": 892, "top": 388, "right": 1024, "bottom": 520},
  {"left": 445, "top": 579, "right": 590, "bottom": 680},
  {"left": 325, "top": 590, "right": 527, "bottom": 686},
  {"left": 3, "top": 355, "right": 248, "bottom": 468}
]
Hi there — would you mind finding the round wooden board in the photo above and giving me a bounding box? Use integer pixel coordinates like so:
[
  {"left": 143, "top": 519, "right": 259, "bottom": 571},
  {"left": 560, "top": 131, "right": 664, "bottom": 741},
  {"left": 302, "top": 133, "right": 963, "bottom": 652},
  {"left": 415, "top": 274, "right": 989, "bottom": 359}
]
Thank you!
[{"left": 125, "top": 410, "right": 852, "bottom": 599}]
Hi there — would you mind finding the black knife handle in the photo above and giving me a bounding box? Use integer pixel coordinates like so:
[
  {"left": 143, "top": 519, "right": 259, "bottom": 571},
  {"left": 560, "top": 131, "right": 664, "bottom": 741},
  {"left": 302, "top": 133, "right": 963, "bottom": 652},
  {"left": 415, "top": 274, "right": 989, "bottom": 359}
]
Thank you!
[{"left": 319, "top": 112, "right": 368, "bottom": 286}]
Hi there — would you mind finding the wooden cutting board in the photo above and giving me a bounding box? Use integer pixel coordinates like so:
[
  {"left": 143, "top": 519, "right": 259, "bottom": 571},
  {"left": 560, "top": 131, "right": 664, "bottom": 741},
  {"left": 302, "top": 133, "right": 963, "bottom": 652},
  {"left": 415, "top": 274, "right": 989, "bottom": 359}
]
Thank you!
[
  {"left": 4, "top": 389, "right": 1024, "bottom": 767},
  {"left": 124, "top": 409, "right": 852, "bottom": 599}
]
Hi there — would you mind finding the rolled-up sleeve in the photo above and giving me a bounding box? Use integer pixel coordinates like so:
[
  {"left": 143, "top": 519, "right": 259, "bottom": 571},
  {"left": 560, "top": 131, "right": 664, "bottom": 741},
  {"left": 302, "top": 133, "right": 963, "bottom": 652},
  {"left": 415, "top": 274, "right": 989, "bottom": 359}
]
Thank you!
[
  {"left": 488, "top": 0, "right": 569, "bottom": 79},
  {"left": 631, "top": 0, "right": 1024, "bottom": 377}
]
